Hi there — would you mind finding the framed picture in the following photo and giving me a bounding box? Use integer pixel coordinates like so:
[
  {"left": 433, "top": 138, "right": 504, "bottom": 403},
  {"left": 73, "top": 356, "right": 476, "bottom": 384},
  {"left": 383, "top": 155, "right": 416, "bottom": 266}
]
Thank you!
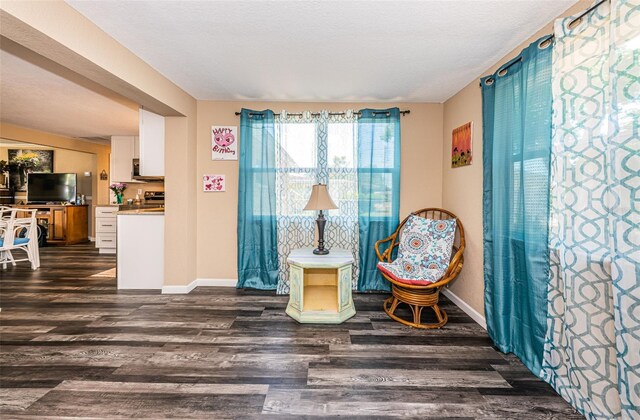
[
  {"left": 8, "top": 149, "right": 54, "bottom": 191},
  {"left": 203, "top": 174, "right": 225, "bottom": 192},
  {"left": 451, "top": 122, "right": 472, "bottom": 168},
  {"left": 211, "top": 126, "right": 238, "bottom": 160}
]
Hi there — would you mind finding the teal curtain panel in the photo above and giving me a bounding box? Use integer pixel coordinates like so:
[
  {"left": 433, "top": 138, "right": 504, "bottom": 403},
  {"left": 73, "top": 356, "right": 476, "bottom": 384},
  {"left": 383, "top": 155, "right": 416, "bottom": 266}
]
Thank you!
[
  {"left": 541, "top": 1, "right": 640, "bottom": 418},
  {"left": 481, "top": 36, "right": 553, "bottom": 375},
  {"left": 236, "top": 109, "right": 279, "bottom": 289},
  {"left": 357, "top": 108, "right": 401, "bottom": 291}
]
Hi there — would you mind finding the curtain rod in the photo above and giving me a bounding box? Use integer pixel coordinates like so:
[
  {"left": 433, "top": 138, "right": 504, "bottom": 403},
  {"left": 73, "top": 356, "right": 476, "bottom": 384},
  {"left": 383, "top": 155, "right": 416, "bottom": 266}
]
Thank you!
[
  {"left": 480, "top": 0, "right": 609, "bottom": 85},
  {"left": 234, "top": 110, "right": 410, "bottom": 117}
]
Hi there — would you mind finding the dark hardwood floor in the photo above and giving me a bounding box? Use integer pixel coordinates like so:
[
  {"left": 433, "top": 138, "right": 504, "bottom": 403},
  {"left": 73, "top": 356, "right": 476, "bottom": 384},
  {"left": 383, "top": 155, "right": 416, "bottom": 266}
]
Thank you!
[{"left": 0, "top": 244, "right": 581, "bottom": 418}]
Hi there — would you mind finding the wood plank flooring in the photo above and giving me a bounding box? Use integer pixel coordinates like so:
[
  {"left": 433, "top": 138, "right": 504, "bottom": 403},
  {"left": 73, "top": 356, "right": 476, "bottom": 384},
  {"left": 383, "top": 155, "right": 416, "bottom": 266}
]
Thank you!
[{"left": 0, "top": 244, "right": 581, "bottom": 418}]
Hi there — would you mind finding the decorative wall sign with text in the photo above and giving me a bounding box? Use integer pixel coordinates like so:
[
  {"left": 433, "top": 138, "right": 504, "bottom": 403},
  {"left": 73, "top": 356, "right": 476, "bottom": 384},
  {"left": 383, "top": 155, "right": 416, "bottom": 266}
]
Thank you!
[
  {"left": 211, "top": 126, "right": 238, "bottom": 160},
  {"left": 203, "top": 174, "right": 225, "bottom": 192},
  {"left": 451, "top": 122, "right": 473, "bottom": 168}
]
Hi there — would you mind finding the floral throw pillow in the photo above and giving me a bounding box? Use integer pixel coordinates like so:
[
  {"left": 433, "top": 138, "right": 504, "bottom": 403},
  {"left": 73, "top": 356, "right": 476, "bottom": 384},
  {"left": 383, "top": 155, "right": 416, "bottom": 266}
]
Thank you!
[{"left": 378, "top": 215, "right": 456, "bottom": 284}]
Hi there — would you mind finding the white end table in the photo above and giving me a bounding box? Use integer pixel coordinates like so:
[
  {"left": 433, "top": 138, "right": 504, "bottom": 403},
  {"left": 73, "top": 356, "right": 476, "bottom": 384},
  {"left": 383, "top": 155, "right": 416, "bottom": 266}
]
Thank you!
[{"left": 285, "top": 248, "right": 356, "bottom": 324}]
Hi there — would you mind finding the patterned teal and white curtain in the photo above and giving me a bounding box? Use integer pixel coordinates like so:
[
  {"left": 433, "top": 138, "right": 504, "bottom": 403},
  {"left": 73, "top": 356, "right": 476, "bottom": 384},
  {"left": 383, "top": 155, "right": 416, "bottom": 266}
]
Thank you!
[
  {"left": 541, "top": 1, "right": 640, "bottom": 418},
  {"left": 275, "top": 110, "right": 359, "bottom": 294}
]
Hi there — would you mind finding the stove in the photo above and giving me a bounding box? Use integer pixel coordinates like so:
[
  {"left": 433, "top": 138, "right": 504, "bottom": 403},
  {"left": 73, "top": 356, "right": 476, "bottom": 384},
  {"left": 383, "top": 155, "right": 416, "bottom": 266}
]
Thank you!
[{"left": 144, "top": 191, "right": 165, "bottom": 206}]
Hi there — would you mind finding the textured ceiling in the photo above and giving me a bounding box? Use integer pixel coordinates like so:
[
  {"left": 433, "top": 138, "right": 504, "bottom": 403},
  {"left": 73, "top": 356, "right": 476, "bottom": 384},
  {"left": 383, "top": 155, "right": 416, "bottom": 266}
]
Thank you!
[
  {"left": 0, "top": 40, "right": 139, "bottom": 140},
  {"left": 67, "top": 0, "right": 577, "bottom": 103}
]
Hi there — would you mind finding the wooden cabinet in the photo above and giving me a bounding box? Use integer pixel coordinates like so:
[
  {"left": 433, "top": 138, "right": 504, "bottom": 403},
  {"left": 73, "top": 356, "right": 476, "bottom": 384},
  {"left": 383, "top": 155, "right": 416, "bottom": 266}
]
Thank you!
[
  {"left": 15, "top": 205, "right": 88, "bottom": 245},
  {"left": 0, "top": 188, "right": 13, "bottom": 205},
  {"left": 50, "top": 207, "right": 66, "bottom": 240},
  {"left": 139, "top": 108, "right": 164, "bottom": 176},
  {"left": 285, "top": 248, "right": 356, "bottom": 324}
]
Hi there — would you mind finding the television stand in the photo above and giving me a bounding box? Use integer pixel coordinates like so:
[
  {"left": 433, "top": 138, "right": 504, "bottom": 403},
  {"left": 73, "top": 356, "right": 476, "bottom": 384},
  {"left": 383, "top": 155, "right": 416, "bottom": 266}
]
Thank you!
[{"left": 13, "top": 204, "right": 89, "bottom": 246}]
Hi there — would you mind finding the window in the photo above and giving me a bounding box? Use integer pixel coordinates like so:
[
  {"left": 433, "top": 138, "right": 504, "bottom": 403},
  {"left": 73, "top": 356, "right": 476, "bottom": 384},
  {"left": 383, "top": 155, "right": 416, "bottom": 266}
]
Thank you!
[
  {"left": 274, "top": 113, "right": 360, "bottom": 294},
  {"left": 275, "top": 117, "right": 358, "bottom": 219}
]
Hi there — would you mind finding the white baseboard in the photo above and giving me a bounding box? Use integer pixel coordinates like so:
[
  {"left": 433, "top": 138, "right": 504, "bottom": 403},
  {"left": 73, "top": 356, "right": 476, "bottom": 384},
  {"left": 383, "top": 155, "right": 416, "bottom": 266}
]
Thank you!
[
  {"left": 162, "top": 279, "right": 486, "bottom": 330},
  {"left": 161, "top": 278, "right": 237, "bottom": 294},
  {"left": 196, "top": 278, "right": 237, "bottom": 287},
  {"left": 442, "top": 288, "right": 487, "bottom": 330},
  {"left": 161, "top": 282, "right": 197, "bottom": 294}
]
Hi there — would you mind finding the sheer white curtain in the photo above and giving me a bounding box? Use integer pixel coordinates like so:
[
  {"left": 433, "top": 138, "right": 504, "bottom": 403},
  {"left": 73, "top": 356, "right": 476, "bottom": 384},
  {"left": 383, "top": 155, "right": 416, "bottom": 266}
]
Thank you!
[
  {"left": 541, "top": 1, "right": 640, "bottom": 418},
  {"left": 275, "top": 110, "right": 359, "bottom": 294}
]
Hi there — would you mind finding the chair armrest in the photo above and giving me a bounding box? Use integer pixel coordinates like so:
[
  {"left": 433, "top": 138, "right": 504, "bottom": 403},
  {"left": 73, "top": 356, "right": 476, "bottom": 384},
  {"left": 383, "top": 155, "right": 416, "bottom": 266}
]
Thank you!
[
  {"left": 375, "top": 233, "right": 397, "bottom": 262},
  {"left": 442, "top": 246, "right": 464, "bottom": 280}
]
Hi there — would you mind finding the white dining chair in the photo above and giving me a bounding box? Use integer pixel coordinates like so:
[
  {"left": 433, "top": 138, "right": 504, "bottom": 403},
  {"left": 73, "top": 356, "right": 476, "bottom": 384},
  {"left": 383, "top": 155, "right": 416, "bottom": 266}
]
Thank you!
[
  {"left": 0, "top": 207, "right": 18, "bottom": 268},
  {"left": 0, "top": 208, "right": 40, "bottom": 270}
]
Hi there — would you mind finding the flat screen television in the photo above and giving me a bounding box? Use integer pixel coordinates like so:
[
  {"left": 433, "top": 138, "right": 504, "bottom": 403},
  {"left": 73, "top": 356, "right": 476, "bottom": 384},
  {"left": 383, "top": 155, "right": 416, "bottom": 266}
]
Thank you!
[{"left": 27, "top": 173, "right": 77, "bottom": 204}]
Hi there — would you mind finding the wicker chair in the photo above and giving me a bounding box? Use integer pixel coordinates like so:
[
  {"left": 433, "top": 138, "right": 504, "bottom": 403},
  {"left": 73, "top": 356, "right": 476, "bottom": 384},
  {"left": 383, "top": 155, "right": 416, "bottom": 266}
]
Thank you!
[{"left": 375, "top": 208, "right": 465, "bottom": 329}]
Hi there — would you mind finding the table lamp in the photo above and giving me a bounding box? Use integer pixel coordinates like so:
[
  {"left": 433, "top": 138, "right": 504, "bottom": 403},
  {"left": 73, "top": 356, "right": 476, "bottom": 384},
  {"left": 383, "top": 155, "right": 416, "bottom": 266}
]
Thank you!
[{"left": 303, "top": 184, "right": 338, "bottom": 255}]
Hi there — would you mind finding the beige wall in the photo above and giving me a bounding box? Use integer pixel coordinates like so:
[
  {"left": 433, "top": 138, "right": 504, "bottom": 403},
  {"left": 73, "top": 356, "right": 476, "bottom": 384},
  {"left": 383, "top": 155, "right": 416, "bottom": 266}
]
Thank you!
[
  {"left": 1, "top": 141, "right": 96, "bottom": 234},
  {"left": 0, "top": 124, "right": 109, "bottom": 237},
  {"left": 196, "top": 101, "right": 443, "bottom": 280},
  {"left": 441, "top": 1, "right": 588, "bottom": 316},
  {"left": 0, "top": 124, "right": 110, "bottom": 206},
  {"left": 0, "top": 143, "right": 96, "bottom": 199},
  {"left": 165, "top": 114, "right": 198, "bottom": 285}
]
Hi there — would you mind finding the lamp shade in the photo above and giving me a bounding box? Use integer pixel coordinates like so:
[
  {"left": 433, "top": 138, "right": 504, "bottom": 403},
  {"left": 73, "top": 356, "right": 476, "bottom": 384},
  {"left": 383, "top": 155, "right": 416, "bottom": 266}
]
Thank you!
[{"left": 303, "top": 184, "right": 338, "bottom": 211}]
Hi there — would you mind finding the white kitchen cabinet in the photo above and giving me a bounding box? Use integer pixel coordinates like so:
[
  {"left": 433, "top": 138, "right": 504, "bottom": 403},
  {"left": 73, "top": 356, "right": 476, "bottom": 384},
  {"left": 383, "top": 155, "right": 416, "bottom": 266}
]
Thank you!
[
  {"left": 139, "top": 108, "right": 164, "bottom": 176},
  {"left": 110, "top": 135, "right": 140, "bottom": 183},
  {"left": 95, "top": 205, "right": 118, "bottom": 254},
  {"left": 133, "top": 136, "right": 140, "bottom": 159},
  {"left": 117, "top": 212, "right": 164, "bottom": 289}
]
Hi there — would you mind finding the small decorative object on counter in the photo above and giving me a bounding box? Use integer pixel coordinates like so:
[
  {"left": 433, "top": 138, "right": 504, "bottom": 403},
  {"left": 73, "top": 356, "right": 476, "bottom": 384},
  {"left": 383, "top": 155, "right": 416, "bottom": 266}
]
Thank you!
[{"left": 109, "top": 183, "right": 127, "bottom": 204}]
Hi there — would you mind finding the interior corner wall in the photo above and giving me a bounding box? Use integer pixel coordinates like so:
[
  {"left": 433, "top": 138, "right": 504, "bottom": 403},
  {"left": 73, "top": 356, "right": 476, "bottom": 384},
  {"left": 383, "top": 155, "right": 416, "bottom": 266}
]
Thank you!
[
  {"left": 164, "top": 114, "right": 198, "bottom": 286},
  {"left": 196, "top": 101, "right": 443, "bottom": 280},
  {"left": 1, "top": 1, "right": 199, "bottom": 288},
  {"left": 441, "top": 1, "right": 589, "bottom": 316}
]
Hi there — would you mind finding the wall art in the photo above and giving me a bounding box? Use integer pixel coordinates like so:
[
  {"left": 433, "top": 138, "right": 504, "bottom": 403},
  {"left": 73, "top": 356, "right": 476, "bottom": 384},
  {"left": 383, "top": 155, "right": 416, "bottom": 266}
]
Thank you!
[
  {"left": 8, "top": 149, "right": 54, "bottom": 191},
  {"left": 211, "top": 126, "right": 238, "bottom": 160},
  {"left": 451, "top": 122, "right": 472, "bottom": 168},
  {"left": 203, "top": 174, "right": 225, "bottom": 192}
]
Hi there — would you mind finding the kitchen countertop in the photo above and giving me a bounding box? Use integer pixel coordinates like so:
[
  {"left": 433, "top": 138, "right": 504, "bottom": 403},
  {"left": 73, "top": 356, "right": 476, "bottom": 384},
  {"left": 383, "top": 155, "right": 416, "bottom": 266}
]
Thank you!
[
  {"left": 116, "top": 207, "right": 165, "bottom": 215},
  {"left": 118, "top": 204, "right": 164, "bottom": 210}
]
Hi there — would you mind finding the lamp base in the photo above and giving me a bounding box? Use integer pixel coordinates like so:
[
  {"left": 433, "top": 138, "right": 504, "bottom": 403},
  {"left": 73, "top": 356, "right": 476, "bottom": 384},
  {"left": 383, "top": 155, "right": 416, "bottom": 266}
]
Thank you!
[
  {"left": 313, "top": 210, "right": 330, "bottom": 255},
  {"left": 313, "top": 247, "right": 330, "bottom": 255}
]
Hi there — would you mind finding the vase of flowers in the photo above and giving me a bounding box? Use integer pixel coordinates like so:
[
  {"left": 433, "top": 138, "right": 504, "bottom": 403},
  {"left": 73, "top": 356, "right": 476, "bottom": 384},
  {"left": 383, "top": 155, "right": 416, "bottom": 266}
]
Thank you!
[{"left": 110, "top": 183, "right": 127, "bottom": 204}]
